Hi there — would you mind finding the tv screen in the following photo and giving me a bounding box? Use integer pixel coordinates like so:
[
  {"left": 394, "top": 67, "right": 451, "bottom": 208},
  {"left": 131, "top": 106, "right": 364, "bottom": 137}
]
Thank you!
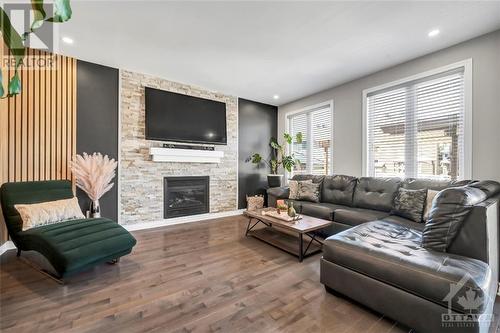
[{"left": 145, "top": 87, "right": 227, "bottom": 145}]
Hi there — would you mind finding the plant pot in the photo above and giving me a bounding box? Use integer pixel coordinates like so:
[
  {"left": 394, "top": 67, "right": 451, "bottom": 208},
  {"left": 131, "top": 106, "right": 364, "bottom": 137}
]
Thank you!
[{"left": 267, "top": 174, "right": 284, "bottom": 188}]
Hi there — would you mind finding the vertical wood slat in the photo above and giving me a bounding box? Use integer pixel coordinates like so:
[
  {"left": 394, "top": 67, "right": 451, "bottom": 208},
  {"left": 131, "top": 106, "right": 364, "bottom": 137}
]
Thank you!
[
  {"left": 28, "top": 48, "right": 34, "bottom": 181},
  {"left": 1, "top": 48, "right": 77, "bottom": 243},
  {"left": 39, "top": 49, "right": 45, "bottom": 180},
  {"left": 0, "top": 48, "right": 77, "bottom": 244},
  {"left": 33, "top": 49, "right": 40, "bottom": 181},
  {"left": 0, "top": 42, "right": 8, "bottom": 243}
]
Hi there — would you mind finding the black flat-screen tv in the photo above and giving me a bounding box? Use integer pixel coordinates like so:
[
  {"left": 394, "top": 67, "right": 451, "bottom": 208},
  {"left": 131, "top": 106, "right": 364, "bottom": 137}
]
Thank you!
[{"left": 145, "top": 87, "right": 227, "bottom": 145}]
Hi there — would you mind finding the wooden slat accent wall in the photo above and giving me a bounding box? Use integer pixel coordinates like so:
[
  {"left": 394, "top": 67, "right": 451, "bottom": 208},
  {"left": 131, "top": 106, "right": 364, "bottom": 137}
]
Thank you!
[{"left": 0, "top": 47, "right": 77, "bottom": 244}]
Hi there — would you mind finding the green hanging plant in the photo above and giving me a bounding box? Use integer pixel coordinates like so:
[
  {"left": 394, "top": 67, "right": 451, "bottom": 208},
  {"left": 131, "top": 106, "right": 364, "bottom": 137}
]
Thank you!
[{"left": 0, "top": 0, "right": 73, "bottom": 98}]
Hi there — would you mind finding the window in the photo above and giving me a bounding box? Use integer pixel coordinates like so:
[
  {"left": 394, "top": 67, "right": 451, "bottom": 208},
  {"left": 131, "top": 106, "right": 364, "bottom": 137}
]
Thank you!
[
  {"left": 287, "top": 102, "right": 333, "bottom": 176},
  {"left": 364, "top": 61, "right": 471, "bottom": 180}
]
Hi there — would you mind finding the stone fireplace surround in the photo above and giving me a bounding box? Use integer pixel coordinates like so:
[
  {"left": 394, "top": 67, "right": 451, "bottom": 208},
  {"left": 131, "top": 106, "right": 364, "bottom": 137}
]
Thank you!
[{"left": 120, "top": 70, "right": 238, "bottom": 226}]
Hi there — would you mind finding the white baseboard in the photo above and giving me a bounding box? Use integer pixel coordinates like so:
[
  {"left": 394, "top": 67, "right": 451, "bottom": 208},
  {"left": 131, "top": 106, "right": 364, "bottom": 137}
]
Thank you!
[
  {"left": 123, "top": 209, "right": 245, "bottom": 232},
  {"left": 0, "top": 241, "right": 16, "bottom": 256}
]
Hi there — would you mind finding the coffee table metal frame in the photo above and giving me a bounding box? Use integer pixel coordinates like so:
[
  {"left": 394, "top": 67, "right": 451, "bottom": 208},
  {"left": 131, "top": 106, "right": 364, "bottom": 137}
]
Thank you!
[{"left": 244, "top": 211, "right": 329, "bottom": 262}]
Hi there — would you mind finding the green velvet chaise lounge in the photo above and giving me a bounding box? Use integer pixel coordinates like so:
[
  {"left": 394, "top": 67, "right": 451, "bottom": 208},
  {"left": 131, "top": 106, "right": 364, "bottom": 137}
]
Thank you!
[{"left": 0, "top": 180, "right": 137, "bottom": 282}]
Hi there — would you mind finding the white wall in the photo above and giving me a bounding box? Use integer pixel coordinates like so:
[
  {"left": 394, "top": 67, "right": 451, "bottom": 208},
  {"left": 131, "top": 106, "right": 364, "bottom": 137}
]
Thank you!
[{"left": 278, "top": 30, "right": 500, "bottom": 181}]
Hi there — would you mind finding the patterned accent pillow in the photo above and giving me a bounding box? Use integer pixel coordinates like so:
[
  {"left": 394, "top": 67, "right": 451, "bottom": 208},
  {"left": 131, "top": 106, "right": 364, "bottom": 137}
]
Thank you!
[
  {"left": 391, "top": 188, "right": 427, "bottom": 223},
  {"left": 297, "top": 181, "right": 321, "bottom": 203},
  {"left": 289, "top": 179, "right": 312, "bottom": 200},
  {"left": 423, "top": 189, "right": 439, "bottom": 221},
  {"left": 15, "top": 197, "right": 85, "bottom": 231}
]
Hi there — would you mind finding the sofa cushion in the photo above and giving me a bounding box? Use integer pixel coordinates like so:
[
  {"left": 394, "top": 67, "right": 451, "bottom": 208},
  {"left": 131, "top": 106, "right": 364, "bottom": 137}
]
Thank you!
[
  {"left": 353, "top": 177, "right": 401, "bottom": 212},
  {"left": 291, "top": 174, "right": 325, "bottom": 183},
  {"left": 381, "top": 215, "right": 425, "bottom": 231},
  {"left": 300, "top": 202, "right": 346, "bottom": 221},
  {"left": 321, "top": 175, "right": 357, "bottom": 206},
  {"left": 391, "top": 188, "right": 427, "bottom": 223},
  {"left": 469, "top": 180, "right": 500, "bottom": 199},
  {"left": 422, "top": 186, "right": 487, "bottom": 252},
  {"left": 18, "top": 217, "right": 137, "bottom": 277},
  {"left": 401, "top": 178, "right": 451, "bottom": 191},
  {"left": 323, "top": 221, "right": 492, "bottom": 313},
  {"left": 333, "top": 207, "right": 390, "bottom": 226},
  {"left": 267, "top": 187, "right": 290, "bottom": 200}
]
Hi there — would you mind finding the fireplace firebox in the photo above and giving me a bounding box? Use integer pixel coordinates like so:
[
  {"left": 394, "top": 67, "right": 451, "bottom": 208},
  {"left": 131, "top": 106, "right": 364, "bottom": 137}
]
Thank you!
[{"left": 164, "top": 176, "right": 209, "bottom": 218}]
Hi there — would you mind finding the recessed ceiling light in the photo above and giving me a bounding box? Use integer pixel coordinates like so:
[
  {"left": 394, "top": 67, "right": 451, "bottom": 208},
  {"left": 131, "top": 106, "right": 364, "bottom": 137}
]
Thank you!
[
  {"left": 62, "top": 36, "right": 74, "bottom": 44},
  {"left": 428, "top": 29, "right": 440, "bottom": 38},
  {"left": 273, "top": 95, "right": 280, "bottom": 100}
]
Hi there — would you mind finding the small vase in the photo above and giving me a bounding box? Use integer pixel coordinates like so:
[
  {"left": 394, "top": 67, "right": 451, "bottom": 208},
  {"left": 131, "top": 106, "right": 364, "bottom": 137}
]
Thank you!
[
  {"left": 288, "top": 202, "right": 297, "bottom": 218},
  {"left": 90, "top": 199, "right": 101, "bottom": 218}
]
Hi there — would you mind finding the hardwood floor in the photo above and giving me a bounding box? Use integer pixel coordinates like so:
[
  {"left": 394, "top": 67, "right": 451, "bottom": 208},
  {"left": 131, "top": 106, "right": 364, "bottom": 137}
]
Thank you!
[{"left": 0, "top": 215, "right": 469, "bottom": 332}]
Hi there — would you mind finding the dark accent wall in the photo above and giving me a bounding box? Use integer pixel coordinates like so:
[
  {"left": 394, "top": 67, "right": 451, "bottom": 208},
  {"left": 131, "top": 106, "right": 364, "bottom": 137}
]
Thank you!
[
  {"left": 76, "top": 60, "right": 119, "bottom": 221},
  {"left": 238, "top": 98, "right": 277, "bottom": 209}
]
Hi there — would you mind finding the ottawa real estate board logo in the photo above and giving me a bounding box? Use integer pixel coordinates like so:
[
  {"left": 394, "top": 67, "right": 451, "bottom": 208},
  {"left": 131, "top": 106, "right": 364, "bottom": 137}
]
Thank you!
[{"left": 441, "top": 273, "right": 494, "bottom": 329}]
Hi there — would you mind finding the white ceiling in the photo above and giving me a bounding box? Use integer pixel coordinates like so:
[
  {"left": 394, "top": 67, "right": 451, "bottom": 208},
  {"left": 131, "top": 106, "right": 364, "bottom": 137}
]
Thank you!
[{"left": 57, "top": 1, "right": 500, "bottom": 105}]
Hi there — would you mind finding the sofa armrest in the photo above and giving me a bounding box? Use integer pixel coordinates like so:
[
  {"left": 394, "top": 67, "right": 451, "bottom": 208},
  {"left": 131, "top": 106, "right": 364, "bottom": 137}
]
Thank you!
[{"left": 267, "top": 187, "right": 290, "bottom": 208}]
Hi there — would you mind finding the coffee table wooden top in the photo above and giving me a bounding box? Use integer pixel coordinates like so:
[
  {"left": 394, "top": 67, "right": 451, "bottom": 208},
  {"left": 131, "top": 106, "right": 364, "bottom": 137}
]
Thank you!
[{"left": 244, "top": 208, "right": 333, "bottom": 233}]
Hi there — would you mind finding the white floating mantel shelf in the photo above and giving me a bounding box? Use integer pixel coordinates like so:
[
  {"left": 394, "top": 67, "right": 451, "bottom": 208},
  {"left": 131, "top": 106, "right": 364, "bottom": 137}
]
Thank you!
[{"left": 149, "top": 147, "right": 224, "bottom": 163}]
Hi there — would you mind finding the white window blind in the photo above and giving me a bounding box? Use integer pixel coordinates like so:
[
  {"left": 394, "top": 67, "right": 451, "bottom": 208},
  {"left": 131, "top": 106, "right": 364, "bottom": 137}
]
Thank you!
[
  {"left": 288, "top": 104, "right": 333, "bottom": 176},
  {"left": 366, "top": 68, "right": 466, "bottom": 180}
]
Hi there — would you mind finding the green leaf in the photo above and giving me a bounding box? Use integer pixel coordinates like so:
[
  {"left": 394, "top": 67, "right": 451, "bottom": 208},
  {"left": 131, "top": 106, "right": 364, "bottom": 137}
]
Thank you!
[
  {"left": 284, "top": 133, "right": 292, "bottom": 144},
  {"left": 31, "top": 0, "right": 47, "bottom": 30},
  {"left": 250, "top": 153, "right": 262, "bottom": 164},
  {"left": 270, "top": 139, "right": 280, "bottom": 150},
  {"left": 8, "top": 71, "right": 22, "bottom": 95},
  {"left": 47, "top": 0, "right": 72, "bottom": 22},
  {"left": 282, "top": 155, "right": 296, "bottom": 173},
  {"left": 0, "top": 68, "right": 4, "bottom": 97},
  {"left": 295, "top": 132, "right": 303, "bottom": 144},
  {"left": 0, "top": 7, "right": 26, "bottom": 68}
]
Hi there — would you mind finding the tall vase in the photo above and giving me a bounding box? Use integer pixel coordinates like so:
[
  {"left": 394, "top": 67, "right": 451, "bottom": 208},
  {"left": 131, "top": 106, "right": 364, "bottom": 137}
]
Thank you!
[{"left": 90, "top": 199, "right": 101, "bottom": 218}]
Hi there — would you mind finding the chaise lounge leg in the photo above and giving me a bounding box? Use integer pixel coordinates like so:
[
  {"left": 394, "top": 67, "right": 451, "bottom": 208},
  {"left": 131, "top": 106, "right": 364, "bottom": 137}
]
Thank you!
[
  {"left": 107, "top": 258, "right": 120, "bottom": 264},
  {"left": 16, "top": 249, "right": 21, "bottom": 257},
  {"left": 18, "top": 256, "right": 64, "bottom": 284}
]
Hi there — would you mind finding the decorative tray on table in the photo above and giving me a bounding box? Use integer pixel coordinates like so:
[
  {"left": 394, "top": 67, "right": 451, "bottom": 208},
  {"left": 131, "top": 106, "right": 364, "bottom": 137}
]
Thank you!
[{"left": 261, "top": 210, "right": 302, "bottom": 222}]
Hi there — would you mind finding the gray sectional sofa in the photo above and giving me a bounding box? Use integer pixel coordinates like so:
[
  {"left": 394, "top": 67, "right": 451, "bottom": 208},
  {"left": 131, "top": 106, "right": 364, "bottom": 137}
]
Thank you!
[{"left": 267, "top": 174, "right": 500, "bottom": 333}]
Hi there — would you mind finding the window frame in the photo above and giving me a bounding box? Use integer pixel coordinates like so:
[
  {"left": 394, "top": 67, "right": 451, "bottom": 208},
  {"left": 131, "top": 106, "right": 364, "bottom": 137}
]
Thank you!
[
  {"left": 362, "top": 59, "right": 472, "bottom": 180},
  {"left": 285, "top": 100, "right": 334, "bottom": 177}
]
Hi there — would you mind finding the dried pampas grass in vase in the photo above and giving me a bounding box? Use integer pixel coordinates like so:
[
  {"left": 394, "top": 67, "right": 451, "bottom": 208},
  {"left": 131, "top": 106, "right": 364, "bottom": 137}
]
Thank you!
[{"left": 71, "top": 152, "right": 117, "bottom": 218}]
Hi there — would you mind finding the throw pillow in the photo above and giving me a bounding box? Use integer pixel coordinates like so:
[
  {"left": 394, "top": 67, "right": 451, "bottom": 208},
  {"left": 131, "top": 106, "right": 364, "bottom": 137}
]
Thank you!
[
  {"left": 289, "top": 179, "right": 312, "bottom": 200},
  {"left": 423, "top": 189, "right": 439, "bottom": 221},
  {"left": 391, "top": 188, "right": 427, "bottom": 222},
  {"left": 297, "top": 181, "right": 321, "bottom": 203},
  {"left": 15, "top": 197, "right": 85, "bottom": 231},
  {"left": 422, "top": 187, "right": 487, "bottom": 252}
]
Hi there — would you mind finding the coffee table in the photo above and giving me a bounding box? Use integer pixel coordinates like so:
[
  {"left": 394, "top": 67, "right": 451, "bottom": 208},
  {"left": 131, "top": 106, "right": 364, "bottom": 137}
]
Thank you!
[{"left": 244, "top": 208, "right": 333, "bottom": 262}]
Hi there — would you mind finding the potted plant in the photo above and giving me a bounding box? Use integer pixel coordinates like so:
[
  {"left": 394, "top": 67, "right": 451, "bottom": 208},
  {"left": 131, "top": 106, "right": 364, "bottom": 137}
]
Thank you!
[
  {"left": 246, "top": 132, "right": 302, "bottom": 187},
  {"left": 71, "top": 152, "right": 117, "bottom": 218}
]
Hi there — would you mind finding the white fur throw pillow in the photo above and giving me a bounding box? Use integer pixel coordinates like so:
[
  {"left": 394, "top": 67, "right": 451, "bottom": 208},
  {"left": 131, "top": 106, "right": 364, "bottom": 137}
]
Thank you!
[
  {"left": 423, "top": 189, "right": 440, "bottom": 221},
  {"left": 15, "top": 197, "right": 85, "bottom": 231}
]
